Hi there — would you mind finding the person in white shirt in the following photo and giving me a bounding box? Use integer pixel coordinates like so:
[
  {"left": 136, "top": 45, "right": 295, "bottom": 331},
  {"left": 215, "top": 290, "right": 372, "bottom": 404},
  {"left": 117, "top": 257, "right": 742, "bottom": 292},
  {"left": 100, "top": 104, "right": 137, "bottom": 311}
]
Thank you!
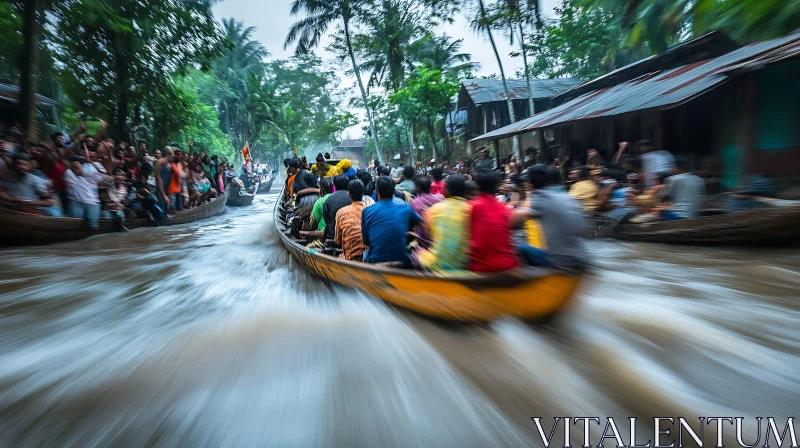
[
  {"left": 638, "top": 140, "right": 676, "bottom": 188},
  {"left": 64, "top": 156, "right": 112, "bottom": 229}
]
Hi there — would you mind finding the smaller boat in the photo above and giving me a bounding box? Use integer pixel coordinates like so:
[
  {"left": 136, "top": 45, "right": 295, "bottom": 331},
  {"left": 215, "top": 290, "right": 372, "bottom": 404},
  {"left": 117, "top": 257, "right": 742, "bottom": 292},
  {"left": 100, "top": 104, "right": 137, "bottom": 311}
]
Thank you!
[
  {"left": 596, "top": 204, "right": 800, "bottom": 246},
  {"left": 0, "top": 192, "right": 228, "bottom": 247},
  {"left": 257, "top": 176, "right": 276, "bottom": 194},
  {"left": 226, "top": 180, "right": 256, "bottom": 207}
]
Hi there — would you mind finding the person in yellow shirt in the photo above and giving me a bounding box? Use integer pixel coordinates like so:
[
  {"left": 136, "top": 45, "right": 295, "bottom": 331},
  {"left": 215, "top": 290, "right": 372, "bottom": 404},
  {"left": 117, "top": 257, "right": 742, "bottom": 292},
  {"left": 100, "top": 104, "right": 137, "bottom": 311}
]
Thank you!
[
  {"left": 416, "top": 175, "right": 471, "bottom": 274},
  {"left": 568, "top": 166, "right": 598, "bottom": 212},
  {"left": 310, "top": 154, "right": 337, "bottom": 178}
]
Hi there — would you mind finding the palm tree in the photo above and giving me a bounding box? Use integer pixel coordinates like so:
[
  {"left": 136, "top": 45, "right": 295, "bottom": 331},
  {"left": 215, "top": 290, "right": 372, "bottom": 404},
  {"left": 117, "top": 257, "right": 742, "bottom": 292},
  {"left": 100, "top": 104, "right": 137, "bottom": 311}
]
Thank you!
[
  {"left": 496, "top": 0, "right": 542, "bottom": 117},
  {"left": 285, "top": 0, "right": 384, "bottom": 164},
  {"left": 214, "top": 19, "right": 272, "bottom": 152},
  {"left": 472, "top": 0, "right": 521, "bottom": 159},
  {"left": 412, "top": 33, "right": 477, "bottom": 79}
]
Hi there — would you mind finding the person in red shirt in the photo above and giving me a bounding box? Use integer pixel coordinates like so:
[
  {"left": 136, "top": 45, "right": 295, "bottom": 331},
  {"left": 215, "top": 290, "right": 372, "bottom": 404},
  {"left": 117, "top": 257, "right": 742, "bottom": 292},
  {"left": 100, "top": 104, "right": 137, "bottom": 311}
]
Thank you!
[
  {"left": 430, "top": 167, "right": 445, "bottom": 196},
  {"left": 468, "top": 170, "right": 519, "bottom": 273}
]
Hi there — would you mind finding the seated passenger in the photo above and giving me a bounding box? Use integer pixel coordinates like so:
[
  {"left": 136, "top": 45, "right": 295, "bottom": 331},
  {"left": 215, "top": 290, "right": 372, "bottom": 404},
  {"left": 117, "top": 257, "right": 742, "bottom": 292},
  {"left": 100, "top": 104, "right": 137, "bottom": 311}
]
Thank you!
[
  {"left": 335, "top": 159, "right": 357, "bottom": 180},
  {"left": 396, "top": 166, "right": 416, "bottom": 195},
  {"left": 568, "top": 166, "right": 598, "bottom": 212},
  {"left": 310, "top": 153, "right": 336, "bottom": 179},
  {"left": 371, "top": 167, "right": 408, "bottom": 205},
  {"left": 293, "top": 162, "right": 320, "bottom": 208},
  {"left": 468, "top": 170, "right": 518, "bottom": 273},
  {"left": 518, "top": 166, "right": 590, "bottom": 271},
  {"left": 309, "top": 178, "right": 334, "bottom": 237},
  {"left": 322, "top": 175, "right": 352, "bottom": 241},
  {"left": 429, "top": 167, "right": 445, "bottom": 195},
  {"left": 662, "top": 157, "right": 705, "bottom": 219},
  {"left": 0, "top": 153, "right": 60, "bottom": 216},
  {"left": 334, "top": 180, "right": 369, "bottom": 261},
  {"left": 409, "top": 175, "right": 444, "bottom": 250},
  {"left": 417, "top": 174, "right": 471, "bottom": 273},
  {"left": 362, "top": 176, "right": 422, "bottom": 266}
]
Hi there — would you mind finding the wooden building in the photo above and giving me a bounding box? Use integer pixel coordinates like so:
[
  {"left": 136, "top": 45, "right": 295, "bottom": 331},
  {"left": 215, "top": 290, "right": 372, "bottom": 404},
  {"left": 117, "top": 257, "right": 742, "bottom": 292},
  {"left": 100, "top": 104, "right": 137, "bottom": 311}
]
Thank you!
[
  {"left": 457, "top": 77, "right": 582, "bottom": 156},
  {"left": 471, "top": 31, "right": 800, "bottom": 189},
  {"left": 331, "top": 139, "right": 368, "bottom": 168}
]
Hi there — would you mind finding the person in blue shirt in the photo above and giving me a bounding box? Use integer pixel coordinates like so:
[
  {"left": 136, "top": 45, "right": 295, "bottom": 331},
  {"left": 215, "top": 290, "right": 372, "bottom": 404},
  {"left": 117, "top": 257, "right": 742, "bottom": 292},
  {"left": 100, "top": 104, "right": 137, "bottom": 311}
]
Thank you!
[{"left": 362, "top": 176, "right": 422, "bottom": 266}]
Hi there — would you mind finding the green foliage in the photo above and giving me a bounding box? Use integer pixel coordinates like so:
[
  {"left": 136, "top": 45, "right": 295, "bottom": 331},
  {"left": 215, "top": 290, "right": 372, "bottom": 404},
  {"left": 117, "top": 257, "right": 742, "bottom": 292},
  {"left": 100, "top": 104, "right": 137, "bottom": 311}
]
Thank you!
[
  {"left": 0, "top": 2, "right": 21, "bottom": 81},
  {"left": 51, "top": 0, "right": 223, "bottom": 137},
  {"left": 523, "top": 0, "right": 636, "bottom": 80},
  {"left": 390, "top": 67, "right": 458, "bottom": 124}
]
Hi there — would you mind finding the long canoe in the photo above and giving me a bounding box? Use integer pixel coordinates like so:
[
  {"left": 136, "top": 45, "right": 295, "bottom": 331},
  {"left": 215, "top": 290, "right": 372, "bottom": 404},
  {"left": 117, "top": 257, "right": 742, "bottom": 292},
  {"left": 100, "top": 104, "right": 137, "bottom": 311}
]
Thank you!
[
  {"left": 274, "top": 189, "right": 583, "bottom": 321},
  {"left": 257, "top": 177, "right": 275, "bottom": 194},
  {"left": 0, "top": 192, "right": 227, "bottom": 247},
  {"left": 227, "top": 192, "right": 255, "bottom": 207},
  {"left": 596, "top": 204, "right": 800, "bottom": 246}
]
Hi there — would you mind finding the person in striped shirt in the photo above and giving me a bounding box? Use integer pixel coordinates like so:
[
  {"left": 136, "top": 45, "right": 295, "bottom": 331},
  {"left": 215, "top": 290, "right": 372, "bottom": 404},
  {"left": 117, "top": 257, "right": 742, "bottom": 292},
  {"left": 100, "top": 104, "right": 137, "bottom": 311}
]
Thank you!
[{"left": 334, "top": 179, "right": 369, "bottom": 261}]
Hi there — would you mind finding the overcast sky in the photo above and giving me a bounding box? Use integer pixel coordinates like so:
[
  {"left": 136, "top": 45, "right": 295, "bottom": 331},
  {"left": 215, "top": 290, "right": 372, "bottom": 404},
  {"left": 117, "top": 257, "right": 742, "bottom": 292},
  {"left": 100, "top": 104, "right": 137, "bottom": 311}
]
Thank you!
[{"left": 212, "top": 0, "right": 560, "bottom": 137}]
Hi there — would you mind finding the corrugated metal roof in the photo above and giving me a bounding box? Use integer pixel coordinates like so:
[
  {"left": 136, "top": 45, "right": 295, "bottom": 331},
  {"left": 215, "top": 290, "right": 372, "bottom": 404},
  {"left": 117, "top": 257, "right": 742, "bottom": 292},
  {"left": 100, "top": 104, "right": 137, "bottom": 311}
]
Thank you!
[
  {"left": 472, "top": 31, "right": 800, "bottom": 143},
  {"left": 337, "top": 139, "right": 368, "bottom": 148},
  {"left": 460, "top": 78, "right": 582, "bottom": 106},
  {"left": 0, "top": 82, "right": 58, "bottom": 106}
]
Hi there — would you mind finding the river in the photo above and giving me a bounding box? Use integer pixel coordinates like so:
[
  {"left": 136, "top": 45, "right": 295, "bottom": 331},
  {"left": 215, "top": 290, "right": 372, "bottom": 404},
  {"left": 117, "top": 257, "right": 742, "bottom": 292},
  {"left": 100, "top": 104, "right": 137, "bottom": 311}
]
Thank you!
[{"left": 1, "top": 194, "right": 798, "bottom": 447}]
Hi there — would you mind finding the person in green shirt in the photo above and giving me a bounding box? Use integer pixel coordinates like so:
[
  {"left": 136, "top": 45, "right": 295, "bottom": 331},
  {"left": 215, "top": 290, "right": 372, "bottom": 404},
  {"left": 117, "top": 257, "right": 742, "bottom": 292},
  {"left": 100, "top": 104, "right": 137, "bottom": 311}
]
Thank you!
[{"left": 310, "top": 178, "right": 334, "bottom": 232}]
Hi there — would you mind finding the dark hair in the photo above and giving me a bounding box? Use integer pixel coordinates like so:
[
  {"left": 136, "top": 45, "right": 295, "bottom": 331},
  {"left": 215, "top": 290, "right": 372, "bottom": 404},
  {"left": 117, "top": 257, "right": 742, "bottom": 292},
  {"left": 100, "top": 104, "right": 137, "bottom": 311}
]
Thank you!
[
  {"left": 376, "top": 176, "right": 395, "bottom": 200},
  {"left": 445, "top": 174, "right": 467, "bottom": 198},
  {"left": 675, "top": 156, "right": 691, "bottom": 173},
  {"left": 465, "top": 181, "right": 477, "bottom": 198},
  {"left": 414, "top": 175, "right": 432, "bottom": 194},
  {"left": 527, "top": 165, "right": 549, "bottom": 190},
  {"left": 546, "top": 167, "right": 561, "bottom": 186},
  {"left": 112, "top": 167, "right": 126, "bottom": 175},
  {"left": 357, "top": 170, "right": 372, "bottom": 185},
  {"left": 333, "top": 175, "right": 350, "bottom": 191},
  {"left": 287, "top": 159, "right": 301, "bottom": 169},
  {"left": 319, "top": 178, "right": 334, "bottom": 195},
  {"left": 324, "top": 152, "right": 331, "bottom": 159},
  {"left": 431, "top": 167, "right": 443, "bottom": 181},
  {"left": 69, "top": 155, "right": 85, "bottom": 163},
  {"left": 403, "top": 166, "right": 415, "bottom": 179},
  {"left": 577, "top": 166, "right": 591, "bottom": 180},
  {"left": 347, "top": 179, "right": 365, "bottom": 202},
  {"left": 380, "top": 166, "right": 391, "bottom": 177},
  {"left": 474, "top": 169, "right": 500, "bottom": 195}
]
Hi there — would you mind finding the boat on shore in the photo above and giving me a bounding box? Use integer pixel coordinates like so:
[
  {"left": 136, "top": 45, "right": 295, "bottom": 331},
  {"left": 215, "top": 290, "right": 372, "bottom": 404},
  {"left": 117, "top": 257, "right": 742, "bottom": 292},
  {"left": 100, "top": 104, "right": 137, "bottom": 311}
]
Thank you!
[
  {"left": 257, "top": 177, "right": 275, "bottom": 194},
  {"left": 595, "top": 204, "right": 800, "bottom": 246},
  {"left": 0, "top": 192, "right": 227, "bottom": 247},
  {"left": 274, "top": 188, "right": 583, "bottom": 322}
]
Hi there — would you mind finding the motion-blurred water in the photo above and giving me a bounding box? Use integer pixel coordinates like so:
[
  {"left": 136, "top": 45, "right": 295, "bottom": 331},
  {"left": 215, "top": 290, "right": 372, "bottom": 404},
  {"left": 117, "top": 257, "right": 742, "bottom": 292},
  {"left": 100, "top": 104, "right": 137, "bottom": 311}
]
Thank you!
[{"left": 1, "top": 194, "right": 798, "bottom": 447}]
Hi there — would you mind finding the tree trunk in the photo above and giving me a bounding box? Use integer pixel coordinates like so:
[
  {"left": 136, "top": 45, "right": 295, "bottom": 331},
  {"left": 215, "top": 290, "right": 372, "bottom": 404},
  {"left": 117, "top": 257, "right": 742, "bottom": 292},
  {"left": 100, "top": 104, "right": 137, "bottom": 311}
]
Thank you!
[
  {"left": 426, "top": 119, "right": 439, "bottom": 162},
  {"left": 518, "top": 23, "right": 535, "bottom": 118},
  {"left": 479, "top": 0, "right": 521, "bottom": 160},
  {"left": 343, "top": 16, "right": 382, "bottom": 165},
  {"left": 18, "top": 0, "right": 43, "bottom": 145}
]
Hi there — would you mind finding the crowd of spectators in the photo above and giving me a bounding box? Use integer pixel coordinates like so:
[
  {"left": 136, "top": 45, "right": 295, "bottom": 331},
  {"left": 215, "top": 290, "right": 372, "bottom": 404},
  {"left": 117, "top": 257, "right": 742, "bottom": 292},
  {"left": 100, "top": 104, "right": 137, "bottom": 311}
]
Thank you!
[{"left": 0, "top": 122, "right": 233, "bottom": 230}]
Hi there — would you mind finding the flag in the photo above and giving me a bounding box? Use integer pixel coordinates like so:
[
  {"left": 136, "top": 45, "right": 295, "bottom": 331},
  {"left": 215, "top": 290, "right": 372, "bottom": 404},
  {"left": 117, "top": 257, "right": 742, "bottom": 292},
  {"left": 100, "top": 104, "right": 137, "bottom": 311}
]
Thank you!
[
  {"left": 242, "top": 141, "right": 251, "bottom": 165},
  {"left": 293, "top": 144, "right": 297, "bottom": 156}
]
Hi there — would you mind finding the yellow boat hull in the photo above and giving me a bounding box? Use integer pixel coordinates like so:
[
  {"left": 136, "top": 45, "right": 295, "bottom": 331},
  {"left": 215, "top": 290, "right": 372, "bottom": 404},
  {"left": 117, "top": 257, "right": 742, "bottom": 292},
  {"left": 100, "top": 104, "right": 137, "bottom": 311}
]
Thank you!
[{"left": 275, "top": 195, "right": 583, "bottom": 321}]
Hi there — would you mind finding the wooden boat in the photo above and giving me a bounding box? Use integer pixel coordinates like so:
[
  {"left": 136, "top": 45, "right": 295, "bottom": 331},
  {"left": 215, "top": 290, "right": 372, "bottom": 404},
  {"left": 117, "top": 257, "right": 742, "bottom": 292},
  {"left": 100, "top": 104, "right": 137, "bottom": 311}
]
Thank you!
[
  {"left": 257, "top": 177, "right": 275, "bottom": 194},
  {"left": 595, "top": 204, "right": 800, "bottom": 246},
  {"left": 274, "top": 188, "right": 583, "bottom": 321},
  {"left": 226, "top": 181, "right": 256, "bottom": 207},
  {"left": 0, "top": 192, "right": 227, "bottom": 247}
]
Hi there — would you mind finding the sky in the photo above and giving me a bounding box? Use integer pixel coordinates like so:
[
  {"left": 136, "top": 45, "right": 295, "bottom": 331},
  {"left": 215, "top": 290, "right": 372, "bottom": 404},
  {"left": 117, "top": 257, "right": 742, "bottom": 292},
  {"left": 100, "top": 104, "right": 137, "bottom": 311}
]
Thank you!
[{"left": 212, "top": 0, "right": 560, "bottom": 138}]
